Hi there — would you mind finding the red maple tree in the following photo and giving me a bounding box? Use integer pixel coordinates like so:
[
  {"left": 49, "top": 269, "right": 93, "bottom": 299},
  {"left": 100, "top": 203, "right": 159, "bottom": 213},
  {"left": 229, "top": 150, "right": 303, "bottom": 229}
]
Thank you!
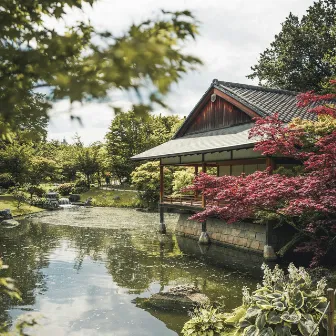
[{"left": 186, "top": 82, "right": 336, "bottom": 266}]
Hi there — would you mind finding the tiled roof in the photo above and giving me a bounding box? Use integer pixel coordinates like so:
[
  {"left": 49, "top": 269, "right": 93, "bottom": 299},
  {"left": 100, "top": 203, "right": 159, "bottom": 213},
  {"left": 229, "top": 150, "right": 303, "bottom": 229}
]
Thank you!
[
  {"left": 131, "top": 80, "right": 318, "bottom": 161},
  {"left": 215, "top": 80, "right": 316, "bottom": 122},
  {"left": 131, "top": 123, "right": 255, "bottom": 160}
]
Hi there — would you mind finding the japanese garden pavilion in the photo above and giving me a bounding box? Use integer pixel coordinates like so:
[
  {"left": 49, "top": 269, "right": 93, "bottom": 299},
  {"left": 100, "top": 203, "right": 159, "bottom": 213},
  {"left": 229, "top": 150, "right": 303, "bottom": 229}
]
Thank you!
[{"left": 131, "top": 79, "right": 315, "bottom": 234}]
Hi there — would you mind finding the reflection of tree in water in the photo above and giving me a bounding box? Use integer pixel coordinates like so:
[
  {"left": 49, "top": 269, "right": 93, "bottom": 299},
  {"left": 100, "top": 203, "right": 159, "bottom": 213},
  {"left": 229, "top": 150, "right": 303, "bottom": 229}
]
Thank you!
[
  {"left": 0, "top": 214, "right": 258, "bottom": 333},
  {"left": 0, "top": 222, "right": 58, "bottom": 326},
  {"left": 0, "top": 221, "right": 113, "bottom": 328}
]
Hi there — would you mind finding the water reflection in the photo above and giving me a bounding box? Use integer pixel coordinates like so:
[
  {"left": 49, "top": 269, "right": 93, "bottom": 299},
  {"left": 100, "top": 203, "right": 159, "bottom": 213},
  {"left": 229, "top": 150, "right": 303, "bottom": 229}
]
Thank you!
[{"left": 0, "top": 208, "right": 258, "bottom": 335}]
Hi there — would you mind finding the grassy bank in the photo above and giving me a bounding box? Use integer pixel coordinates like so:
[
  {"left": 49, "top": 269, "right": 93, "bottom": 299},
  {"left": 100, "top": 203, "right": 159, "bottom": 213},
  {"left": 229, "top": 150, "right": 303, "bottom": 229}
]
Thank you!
[
  {"left": 0, "top": 195, "right": 44, "bottom": 217},
  {"left": 80, "top": 188, "right": 138, "bottom": 207}
]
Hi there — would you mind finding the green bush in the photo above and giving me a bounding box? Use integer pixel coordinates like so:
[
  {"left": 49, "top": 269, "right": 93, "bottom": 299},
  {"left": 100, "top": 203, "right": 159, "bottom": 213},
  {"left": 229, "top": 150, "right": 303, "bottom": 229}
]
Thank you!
[
  {"left": 75, "top": 179, "right": 87, "bottom": 188},
  {"left": 131, "top": 161, "right": 174, "bottom": 208},
  {"left": 73, "top": 180, "right": 89, "bottom": 194},
  {"left": 30, "top": 197, "right": 58, "bottom": 209},
  {"left": 26, "top": 185, "right": 45, "bottom": 198},
  {"left": 73, "top": 186, "right": 88, "bottom": 194},
  {"left": 172, "top": 169, "right": 195, "bottom": 195},
  {"left": 235, "top": 263, "right": 329, "bottom": 336},
  {"left": 57, "top": 183, "right": 75, "bottom": 196},
  {"left": 0, "top": 173, "right": 15, "bottom": 189}
]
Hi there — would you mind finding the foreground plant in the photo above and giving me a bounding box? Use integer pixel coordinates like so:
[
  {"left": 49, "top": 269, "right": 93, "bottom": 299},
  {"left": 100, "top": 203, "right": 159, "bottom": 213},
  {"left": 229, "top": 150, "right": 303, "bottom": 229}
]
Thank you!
[
  {"left": 182, "top": 263, "right": 331, "bottom": 336},
  {"left": 0, "top": 259, "right": 40, "bottom": 335},
  {"left": 181, "top": 305, "right": 228, "bottom": 336},
  {"left": 236, "top": 263, "right": 329, "bottom": 336}
]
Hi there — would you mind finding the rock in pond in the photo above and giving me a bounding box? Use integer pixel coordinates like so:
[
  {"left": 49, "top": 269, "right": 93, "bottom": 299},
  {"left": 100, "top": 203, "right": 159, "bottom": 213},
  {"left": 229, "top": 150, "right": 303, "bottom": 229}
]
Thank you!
[
  {"left": 136, "top": 285, "right": 209, "bottom": 311},
  {"left": 0, "top": 219, "right": 20, "bottom": 228}
]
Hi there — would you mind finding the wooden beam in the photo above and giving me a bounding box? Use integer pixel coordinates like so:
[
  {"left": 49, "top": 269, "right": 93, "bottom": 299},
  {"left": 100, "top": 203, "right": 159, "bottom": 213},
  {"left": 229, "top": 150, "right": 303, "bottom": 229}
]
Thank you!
[
  {"left": 217, "top": 158, "right": 265, "bottom": 166},
  {"left": 161, "top": 158, "right": 266, "bottom": 167},
  {"left": 214, "top": 88, "right": 260, "bottom": 119},
  {"left": 159, "top": 164, "right": 164, "bottom": 203}
]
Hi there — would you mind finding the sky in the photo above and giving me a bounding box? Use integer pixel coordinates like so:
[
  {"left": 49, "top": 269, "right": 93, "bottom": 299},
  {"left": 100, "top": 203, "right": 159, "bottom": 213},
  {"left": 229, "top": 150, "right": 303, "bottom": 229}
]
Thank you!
[{"left": 47, "top": 0, "right": 315, "bottom": 145}]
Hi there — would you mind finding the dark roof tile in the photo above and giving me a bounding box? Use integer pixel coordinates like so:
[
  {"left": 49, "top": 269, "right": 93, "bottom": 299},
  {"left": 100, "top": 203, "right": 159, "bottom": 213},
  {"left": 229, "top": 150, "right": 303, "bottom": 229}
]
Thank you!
[{"left": 216, "top": 81, "right": 316, "bottom": 122}]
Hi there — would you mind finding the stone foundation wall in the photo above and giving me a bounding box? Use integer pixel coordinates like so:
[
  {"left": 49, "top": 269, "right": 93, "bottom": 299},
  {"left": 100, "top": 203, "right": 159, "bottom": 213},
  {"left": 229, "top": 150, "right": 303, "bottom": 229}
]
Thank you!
[{"left": 175, "top": 214, "right": 266, "bottom": 253}]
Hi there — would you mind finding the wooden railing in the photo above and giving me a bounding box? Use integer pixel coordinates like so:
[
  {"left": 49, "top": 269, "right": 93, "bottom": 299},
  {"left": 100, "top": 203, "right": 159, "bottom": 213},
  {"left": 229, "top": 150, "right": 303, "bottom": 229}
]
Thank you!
[{"left": 162, "top": 194, "right": 203, "bottom": 207}]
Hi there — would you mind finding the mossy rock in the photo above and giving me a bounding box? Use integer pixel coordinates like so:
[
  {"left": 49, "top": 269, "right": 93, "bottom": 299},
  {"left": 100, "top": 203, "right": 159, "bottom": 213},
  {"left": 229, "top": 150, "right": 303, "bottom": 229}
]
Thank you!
[
  {"left": 0, "top": 219, "right": 20, "bottom": 228},
  {"left": 142, "top": 285, "right": 210, "bottom": 311}
]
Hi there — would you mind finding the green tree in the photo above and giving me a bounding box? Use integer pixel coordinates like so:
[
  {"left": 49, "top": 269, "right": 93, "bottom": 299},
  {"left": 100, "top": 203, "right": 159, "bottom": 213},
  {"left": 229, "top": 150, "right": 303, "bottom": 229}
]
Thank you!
[
  {"left": 0, "top": 142, "right": 33, "bottom": 185},
  {"left": 131, "top": 161, "right": 174, "bottom": 208},
  {"left": 106, "top": 111, "right": 181, "bottom": 183},
  {"left": 28, "top": 157, "right": 57, "bottom": 186},
  {"left": 248, "top": 0, "right": 336, "bottom": 91},
  {"left": 75, "top": 143, "right": 101, "bottom": 188},
  {"left": 0, "top": 0, "right": 201, "bottom": 137}
]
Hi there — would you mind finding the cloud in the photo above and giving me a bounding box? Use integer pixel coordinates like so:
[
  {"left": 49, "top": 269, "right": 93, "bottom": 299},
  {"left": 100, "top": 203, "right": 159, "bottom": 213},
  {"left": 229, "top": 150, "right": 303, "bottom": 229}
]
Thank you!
[{"left": 47, "top": 0, "right": 315, "bottom": 145}]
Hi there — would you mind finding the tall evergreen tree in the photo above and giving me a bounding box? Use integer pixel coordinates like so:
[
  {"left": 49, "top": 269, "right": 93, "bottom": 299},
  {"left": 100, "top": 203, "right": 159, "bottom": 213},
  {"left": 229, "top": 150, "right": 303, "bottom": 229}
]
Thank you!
[{"left": 248, "top": 0, "right": 336, "bottom": 92}]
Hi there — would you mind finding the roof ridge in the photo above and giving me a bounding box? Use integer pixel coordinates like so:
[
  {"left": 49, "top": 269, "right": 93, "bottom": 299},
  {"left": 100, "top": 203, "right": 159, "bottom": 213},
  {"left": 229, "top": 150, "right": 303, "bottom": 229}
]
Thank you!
[{"left": 215, "top": 80, "right": 298, "bottom": 96}]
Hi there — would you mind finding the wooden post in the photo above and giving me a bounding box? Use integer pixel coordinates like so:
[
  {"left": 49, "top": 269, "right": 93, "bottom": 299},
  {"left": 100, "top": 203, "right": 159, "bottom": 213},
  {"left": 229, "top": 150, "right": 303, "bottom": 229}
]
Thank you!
[
  {"left": 202, "top": 162, "right": 206, "bottom": 208},
  {"left": 327, "top": 288, "right": 335, "bottom": 336},
  {"left": 194, "top": 165, "right": 198, "bottom": 176},
  {"left": 159, "top": 164, "right": 164, "bottom": 203},
  {"left": 194, "top": 165, "right": 199, "bottom": 200},
  {"left": 266, "top": 157, "right": 275, "bottom": 173}
]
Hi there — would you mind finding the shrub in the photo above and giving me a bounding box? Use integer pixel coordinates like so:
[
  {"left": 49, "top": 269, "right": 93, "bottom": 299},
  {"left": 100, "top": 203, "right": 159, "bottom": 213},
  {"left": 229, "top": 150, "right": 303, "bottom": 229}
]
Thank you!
[
  {"left": 73, "top": 180, "right": 89, "bottom": 194},
  {"left": 26, "top": 185, "right": 45, "bottom": 198},
  {"left": 0, "top": 173, "right": 15, "bottom": 189},
  {"left": 11, "top": 189, "right": 26, "bottom": 209},
  {"left": 73, "top": 186, "right": 88, "bottom": 194},
  {"left": 131, "top": 161, "right": 174, "bottom": 208},
  {"left": 172, "top": 169, "right": 194, "bottom": 195},
  {"left": 57, "top": 183, "right": 75, "bottom": 196},
  {"left": 74, "top": 179, "right": 87, "bottom": 188},
  {"left": 235, "top": 263, "right": 329, "bottom": 336},
  {"left": 30, "top": 197, "right": 58, "bottom": 209}
]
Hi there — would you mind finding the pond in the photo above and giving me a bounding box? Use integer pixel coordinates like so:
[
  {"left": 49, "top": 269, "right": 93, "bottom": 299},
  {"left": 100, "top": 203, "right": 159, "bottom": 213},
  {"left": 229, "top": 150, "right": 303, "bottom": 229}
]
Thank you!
[{"left": 0, "top": 207, "right": 261, "bottom": 335}]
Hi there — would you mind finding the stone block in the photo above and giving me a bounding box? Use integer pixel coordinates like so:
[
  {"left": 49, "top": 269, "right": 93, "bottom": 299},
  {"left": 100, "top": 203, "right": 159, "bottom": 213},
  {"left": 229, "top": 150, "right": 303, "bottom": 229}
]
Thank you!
[
  {"left": 254, "top": 225, "right": 265, "bottom": 233},
  {"left": 231, "top": 229, "right": 241, "bottom": 236},
  {"left": 237, "top": 237, "right": 248, "bottom": 247},
  {"left": 246, "top": 240, "right": 253, "bottom": 248},
  {"left": 250, "top": 241, "right": 260, "bottom": 250},
  {"left": 232, "top": 236, "right": 240, "bottom": 245},
  {"left": 256, "top": 232, "right": 266, "bottom": 243},
  {"left": 245, "top": 231, "right": 257, "bottom": 240},
  {"left": 227, "top": 236, "right": 234, "bottom": 244}
]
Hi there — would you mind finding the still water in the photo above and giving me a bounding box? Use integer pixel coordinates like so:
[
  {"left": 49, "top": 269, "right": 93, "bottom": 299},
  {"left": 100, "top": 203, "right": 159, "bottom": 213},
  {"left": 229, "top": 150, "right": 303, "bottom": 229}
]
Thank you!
[{"left": 0, "top": 207, "right": 260, "bottom": 335}]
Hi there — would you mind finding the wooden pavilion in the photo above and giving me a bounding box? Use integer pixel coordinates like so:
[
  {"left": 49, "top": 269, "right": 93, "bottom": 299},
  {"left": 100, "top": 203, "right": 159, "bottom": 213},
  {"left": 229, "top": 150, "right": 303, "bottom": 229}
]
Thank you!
[{"left": 131, "top": 79, "right": 314, "bottom": 247}]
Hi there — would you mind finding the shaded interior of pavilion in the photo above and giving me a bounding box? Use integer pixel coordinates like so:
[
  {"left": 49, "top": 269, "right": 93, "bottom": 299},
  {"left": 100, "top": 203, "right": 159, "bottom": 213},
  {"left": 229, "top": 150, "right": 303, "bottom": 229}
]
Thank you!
[{"left": 158, "top": 147, "right": 296, "bottom": 210}]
